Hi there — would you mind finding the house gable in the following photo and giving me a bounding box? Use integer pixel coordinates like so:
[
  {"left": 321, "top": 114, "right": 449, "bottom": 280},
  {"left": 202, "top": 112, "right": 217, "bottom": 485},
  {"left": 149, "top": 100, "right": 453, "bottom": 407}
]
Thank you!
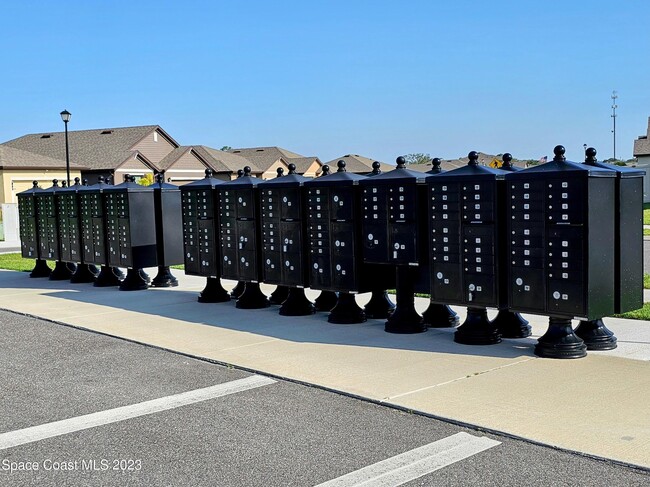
[{"left": 131, "top": 127, "right": 178, "bottom": 164}]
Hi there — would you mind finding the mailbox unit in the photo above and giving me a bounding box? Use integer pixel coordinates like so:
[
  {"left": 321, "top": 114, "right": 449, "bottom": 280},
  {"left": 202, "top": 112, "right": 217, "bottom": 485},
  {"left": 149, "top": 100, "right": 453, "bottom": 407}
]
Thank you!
[
  {"left": 217, "top": 166, "right": 269, "bottom": 308},
  {"left": 427, "top": 151, "right": 507, "bottom": 344},
  {"left": 17, "top": 182, "right": 52, "bottom": 278},
  {"left": 180, "top": 169, "right": 231, "bottom": 302},
  {"left": 358, "top": 157, "right": 428, "bottom": 333},
  {"left": 55, "top": 180, "right": 82, "bottom": 265}
]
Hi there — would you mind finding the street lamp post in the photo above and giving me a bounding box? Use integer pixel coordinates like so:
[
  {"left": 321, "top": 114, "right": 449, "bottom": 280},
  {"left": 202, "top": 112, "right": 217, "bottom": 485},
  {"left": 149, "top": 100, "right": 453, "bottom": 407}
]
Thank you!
[
  {"left": 611, "top": 91, "right": 617, "bottom": 161},
  {"left": 60, "top": 109, "right": 71, "bottom": 186}
]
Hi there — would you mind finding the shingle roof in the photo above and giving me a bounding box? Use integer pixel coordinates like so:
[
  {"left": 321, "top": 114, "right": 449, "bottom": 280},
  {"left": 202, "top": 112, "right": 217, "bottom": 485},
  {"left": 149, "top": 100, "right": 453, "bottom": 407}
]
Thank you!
[
  {"left": 228, "top": 146, "right": 306, "bottom": 171},
  {"left": 2, "top": 125, "right": 161, "bottom": 171},
  {"left": 194, "top": 146, "right": 262, "bottom": 174},
  {"left": 286, "top": 156, "right": 321, "bottom": 174},
  {"left": 633, "top": 117, "right": 650, "bottom": 157},
  {"left": 324, "top": 154, "right": 378, "bottom": 173},
  {"left": 157, "top": 146, "right": 194, "bottom": 171},
  {"left": 0, "top": 145, "right": 86, "bottom": 170}
]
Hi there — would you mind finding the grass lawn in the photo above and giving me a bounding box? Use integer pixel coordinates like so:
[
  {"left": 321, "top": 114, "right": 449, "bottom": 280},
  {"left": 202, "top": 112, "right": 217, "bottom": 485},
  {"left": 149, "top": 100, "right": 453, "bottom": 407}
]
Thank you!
[
  {"left": 644, "top": 203, "right": 650, "bottom": 225},
  {"left": 615, "top": 303, "right": 650, "bottom": 320},
  {"left": 0, "top": 253, "right": 185, "bottom": 272}
]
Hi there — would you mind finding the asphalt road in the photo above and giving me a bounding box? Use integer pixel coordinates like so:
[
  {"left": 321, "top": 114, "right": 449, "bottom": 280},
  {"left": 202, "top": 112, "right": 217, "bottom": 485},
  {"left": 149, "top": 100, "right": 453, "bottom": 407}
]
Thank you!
[{"left": 0, "top": 310, "right": 648, "bottom": 486}]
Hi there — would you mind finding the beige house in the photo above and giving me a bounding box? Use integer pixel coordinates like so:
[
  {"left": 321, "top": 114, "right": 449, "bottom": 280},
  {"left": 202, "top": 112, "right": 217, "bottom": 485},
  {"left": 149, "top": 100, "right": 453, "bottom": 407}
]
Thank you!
[
  {"left": 228, "top": 147, "right": 322, "bottom": 179},
  {"left": 0, "top": 145, "right": 87, "bottom": 202},
  {"left": 323, "top": 154, "right": 379, "bottom": 174},
  {"left": 633, "top": 117, "right": 650, "bottom": 202}
]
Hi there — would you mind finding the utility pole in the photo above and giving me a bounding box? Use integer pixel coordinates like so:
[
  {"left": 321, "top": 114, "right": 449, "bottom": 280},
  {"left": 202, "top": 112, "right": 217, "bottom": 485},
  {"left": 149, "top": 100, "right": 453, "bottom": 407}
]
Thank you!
[{"left": 611, "top": 91, "right": 618, "bottom": 160}]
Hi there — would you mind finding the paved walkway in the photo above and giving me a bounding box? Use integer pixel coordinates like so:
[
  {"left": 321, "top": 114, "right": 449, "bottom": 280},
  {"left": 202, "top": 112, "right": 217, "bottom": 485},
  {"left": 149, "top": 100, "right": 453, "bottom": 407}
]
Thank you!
[{"left": 0, "top": 268, "right": 648, "bottom": 470}]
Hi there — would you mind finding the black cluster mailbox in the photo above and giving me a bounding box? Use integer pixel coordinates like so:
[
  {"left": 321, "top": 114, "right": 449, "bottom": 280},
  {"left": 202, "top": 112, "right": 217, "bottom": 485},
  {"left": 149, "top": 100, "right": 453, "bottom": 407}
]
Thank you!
[
  {"left": 78, "top": 177, "right": 124, "bottom": 287},
  {"left": 427, "top": 151, "right": 507, "bottom": 345},
  {"left": 217, "top": 166, "right": 269, "bottom": 309},
  {"left": 505, "top": 146, "right": 617, "bottom": 358},
  {"left": 55, "top": 178, "right": 99, "bottom": 283},
  {"left": 150, "top": 174, "right": 184, "bottom": 288},
  {"left": 17, "top": 182, "right": 51, "bottom": 277},
  {"left": 358, "top": 157, "right": 428, "bottom": 333},
  {"left": 103, "top": 176, "right": 157, "bottom": 290},
  {"left": 258, "top": 163, "right": 314, "bottom": 316},
  {"left": 35, "top": 180, "right": 76, "bottom": 280},
  {"left": 180, "top": 169, "right": 231, "bottom": 303},
  {"left": 304, "top": 160, "right": 378, "bottom": 323}
]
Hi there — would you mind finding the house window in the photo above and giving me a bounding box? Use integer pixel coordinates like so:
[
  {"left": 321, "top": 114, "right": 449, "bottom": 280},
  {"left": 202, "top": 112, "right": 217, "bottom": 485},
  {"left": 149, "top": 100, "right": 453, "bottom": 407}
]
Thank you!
[{"left": 153, "top": 132, "right": 158, "bottom": 142}]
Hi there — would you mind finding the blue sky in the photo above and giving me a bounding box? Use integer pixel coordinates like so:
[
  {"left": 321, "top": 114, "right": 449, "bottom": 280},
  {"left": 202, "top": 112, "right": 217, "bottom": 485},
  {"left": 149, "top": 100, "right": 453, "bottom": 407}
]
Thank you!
[{"left": 1, "top": 0, "right": 648, "bottom": 163}]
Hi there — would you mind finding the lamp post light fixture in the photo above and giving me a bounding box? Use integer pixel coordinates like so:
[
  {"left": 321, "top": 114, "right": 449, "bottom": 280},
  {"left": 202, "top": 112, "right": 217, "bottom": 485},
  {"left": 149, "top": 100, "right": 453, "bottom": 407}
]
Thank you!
[{"left": 60, "top": 109, "right": 71, "bottom": 186}]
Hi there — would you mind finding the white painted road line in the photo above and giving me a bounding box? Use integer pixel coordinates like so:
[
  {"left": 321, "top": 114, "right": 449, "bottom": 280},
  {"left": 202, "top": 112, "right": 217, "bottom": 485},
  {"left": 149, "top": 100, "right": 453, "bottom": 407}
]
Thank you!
[
  {"left": 315, "top": 432, "right": 501, "bottom": 487},
  {"left": 0, "top": 375, "right": 276, "bottom": 451}
]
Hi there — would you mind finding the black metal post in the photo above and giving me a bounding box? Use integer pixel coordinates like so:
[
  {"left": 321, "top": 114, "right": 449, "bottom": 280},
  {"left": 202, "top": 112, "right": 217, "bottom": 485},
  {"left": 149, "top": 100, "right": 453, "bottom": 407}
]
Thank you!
[
  {"left": 535, "top": 317, "right": 587, "bottom": 359},
  {"left": 328, "top": 292, "right": 366, "bottom": 324},
  {"left": 279, "top": 287, "right": 315, "bottom": 316},
  {"left": 385, "top": 267, "right": 426, "bottom": 334},
  {"left": 197, "top": 277, "right": 230, "bottom": 303}
]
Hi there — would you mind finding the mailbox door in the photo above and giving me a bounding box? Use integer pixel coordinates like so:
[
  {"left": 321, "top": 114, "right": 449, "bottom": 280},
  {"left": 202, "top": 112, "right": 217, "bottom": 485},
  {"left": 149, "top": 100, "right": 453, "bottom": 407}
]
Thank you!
[
  {"left": 310, "top": 253, "right": 331, "bottom": 289},
  {"left": 389, "top": 222, "right": 417, "bottom": 264},
  {"left": 221, "top": 248, "right": 237, "bottom": 280},
  {"left": 263, "top": 251, "right": 283, "bottom": 283},
  {"left": 198, "top": 219, "right": 217, "bottom": 276},
  {"left": 280, "top": 188, "right": 301, "bottom": 220},
  {"left": 510, "top": 267, "right": 545, "bottom": 311},
  {"left": 362, "top": 222, "right": 389, "bottom": 264},
  {"left": 281, "top": 253, "right": 303, "bottom": 286},
  {"left": 330, "top": 187, "right": 354, "bottom": 221},
  {"left": 235, "top": 189, "right": 255, "bottom": 219},
  {"left": 432, "top": 263, "right": 463, "bottom": 302},
  {"left": 238, "top": 250, "right": 257, "bottom": 281},
  {"left": 236, "top": 220, "right": 256, "bottom": 253},
  {"left": 280, "top": 221, "right": 302, "bottom": 255}
]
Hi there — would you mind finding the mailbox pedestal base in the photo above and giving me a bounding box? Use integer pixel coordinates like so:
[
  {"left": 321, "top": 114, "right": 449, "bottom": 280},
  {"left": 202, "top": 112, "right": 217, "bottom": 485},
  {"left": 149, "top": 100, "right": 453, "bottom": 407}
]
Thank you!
[
  {"left": 29, "top": 259, "right": 52, "bottom": 278},
  {"left": 492, "top": 310, "right": 531, "bottom": 338},
  {"left": 139, "top": 269, "right": 151, "bottom": 284},
  {"left": 314, "top": 291, "right": 338, "bottom": 312},
  {"left": 49, "top": 261, "right": 76, "bottom": 281},
  {"left": 423, "top": 302, "right": 459, "bottom": 328},
  {"left": 198, "top": 277, "right": 230, "bottom": 303},
  {"left": 236, "top": 282, "right": 269, "bottom": 309},
  {"left": 119, "top": 268, "right": 149, "bottom": 291},
  {"left": 151, "top": 266, "right": 179, "bottom": 288},
  {"left": 455, "top": 307, "right": 501, "bottom": 345},
  {"left": 575, "top": 319, "right": 617, "bottom": 350},
  {"left": 230, "top": 281, "right": 246, "bottom": 300},
  {"left": 534, "top": 317, "right": 587, "bottom": 359},
  {"left": 279, "top": 288, "right": 315, "bottom": 316},
  {"left": 94, "top": 266, "right": 123, "bottom": 287},
  {"left": 70, "top": 263, "right": 99, "bottom": 284},
  {"left": 364, "top": 290, "right": 396, "bottom": 319},
  {"left": 329, "top": 293, "right": 366, "bottom": 324},
  {"left": 270, "top": 285, "right": 290, "bottom": 305},
  {"left": 385, "top": 267, "right": 426, "bottom": 334}
]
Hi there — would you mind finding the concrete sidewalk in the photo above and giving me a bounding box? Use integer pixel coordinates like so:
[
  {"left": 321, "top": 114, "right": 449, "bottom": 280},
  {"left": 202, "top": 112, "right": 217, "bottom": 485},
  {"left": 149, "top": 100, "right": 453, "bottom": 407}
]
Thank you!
[{"left": 0, "top": 268, "right": 648, "bottom": 470}]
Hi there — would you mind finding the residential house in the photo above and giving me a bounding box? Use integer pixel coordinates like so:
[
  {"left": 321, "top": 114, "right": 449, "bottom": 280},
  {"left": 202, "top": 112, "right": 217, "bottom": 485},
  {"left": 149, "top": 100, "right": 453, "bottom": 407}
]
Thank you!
[
  {"left": 228, "top": 147, "right": 322, "bottom": 178},
  {"left": 633, "top": 117, "right": 650, "bottom": 202},
  {"left": 323, "top": 154, "right": 378, "bottom": 174}
]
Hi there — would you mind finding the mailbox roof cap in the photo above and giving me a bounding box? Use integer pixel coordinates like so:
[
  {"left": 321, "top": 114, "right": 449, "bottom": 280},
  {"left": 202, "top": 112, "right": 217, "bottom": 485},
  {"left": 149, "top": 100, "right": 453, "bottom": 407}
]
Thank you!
[
  {"left": 358, "top": 165, "right": 427, "bottom": 185},
  {"left": 583, "top": 160, "right": 645, "bottom": 178},
  {"left": 425, "top": 162, "right": 508, "bottom": 181},
  {"left": 304, "top": 170, "right": 366, "bottom": 186},
  {"left": 257, "top": 171, "right": 311, "bottom": 188},
  {"left": 17, "top": 182, "right": 46, "bottom": 196},
  {"left": 181, "top": 172, "right": 227, "bottom": 190},
  {"left": 218, "top": 174, "right": 262, "bottom": 188},
  {"left": 505, "top": 159, "right": 617, "bottom": 179}
]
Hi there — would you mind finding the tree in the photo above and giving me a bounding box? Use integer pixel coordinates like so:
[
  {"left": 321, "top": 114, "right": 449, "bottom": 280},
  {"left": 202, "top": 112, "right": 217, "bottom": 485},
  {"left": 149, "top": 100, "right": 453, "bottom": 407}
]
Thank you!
[
  {"left": 136, "top": 173, "right": 154, "bottom": 186},
  {"left": 221, "top": 145, "right": 233, "bottom": 151},
  {"left": 403, "top": 153, "right": 431, "bottom": 165}
]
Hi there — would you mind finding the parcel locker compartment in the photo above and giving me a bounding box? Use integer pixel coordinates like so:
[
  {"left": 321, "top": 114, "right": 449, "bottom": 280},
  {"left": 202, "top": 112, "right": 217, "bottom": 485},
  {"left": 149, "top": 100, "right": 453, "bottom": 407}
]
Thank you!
[
  {"left": 238, "top": 250, "right": 257, "bottom": 281},
  {"left": 389, "top": 222, "right": 418, "bottom": 264},
  {"left": 362, "top": 222, "right": 389, "bottom": 263},
  {"left": 234, "top": 189, "right": 255, "bottom": 219},
  {"left": 309, "top": 253, "right": 331, "bottom": 289},
  {"left": 184, "top": 245, "right": 200, "bottom": 275},
  {"left": 279, "top": 221, "right": 302, "bottom": 254},
  {"left": 331, "top": 256, "right": 357, "bottom": 290},
  {"left": 547, "top": 279, "right": 585, "bottom": 317},
  {"left": 236, "top": 220, "right": 257, "bottom": 252},
  {"left": 220, "top": 249, "right": 238, "bottom": 279},
  {"left": 464, "top": 273, "right": 497, "bottom": 307},
  {"left": 431, "top": 263, "right": 463, "bottom": 303},
  {"left": 280, "top": 255, "right": 304, "bottom": 286},
  {"left": 280, "top": 188, "right": 301, "bottom": 220},
  {"left": 331, "top": 222, "right": 354, "bottom": 257},
  {"left": 262, "top": 251, "right": 283, "bottom": 283},
  {"left": 509, "top": 267, "right": 545, "bottom": 312},
  {"left": 330, "top": 187, "right": 354, "bottom": 221}
]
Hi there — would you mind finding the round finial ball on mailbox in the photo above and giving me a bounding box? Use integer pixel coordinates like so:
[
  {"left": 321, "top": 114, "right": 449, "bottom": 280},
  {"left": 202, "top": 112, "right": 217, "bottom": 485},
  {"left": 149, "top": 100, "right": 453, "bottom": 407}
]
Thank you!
[
  {"left": 98, "top": 176, "right": 104, "bottom": 184},
  {"left": 237, "top": 169, "right": 244, "bottom": 178},
  {"left": 52, "top": 179, "right": 59, "bottom": 186},
  {"left": 276, "top": 167, "right": 284, "bottom": 177},
  {"left": 585, "top": 147, "right": 597, "bottom": 162},
  {"left": 205, "top": 168, "right": 213, "bottom": 178},
  {"left": 371, "top": 161, "right": 381, "bottom": 174},
  {"left": 61, "top": 181, "right": 67, "bottom": 187},
  {"left": 321, "top": 165, "right": 330, "bottom": 176},
  {"left": 288, "top": 163, "right": 296, "bottom": 174},
  {"left": 124, "top": 174, "right": 130, "bottom": 182},
  {"left": 337, "top": 160, "right": 347, "bottom": 172},
  {"left": 432, "top": 157, "right": 441, "bottom": 168},
  {"left": 468, "top": 151, "right": 479, "bottom": 166},
  {"left": 502, "top": 153, "right": 513, "bottom": 168},
  {"left": 396, "top": 156, "right": 406, "bottom": 169},
  {"left": 32, "top": 181, "right": 38, "bottom": 188},
  {"left": 553, "top": 145, "right": 566, "bottom": 161},
  {"left": 243, "top": 166, "right": 252, "bottom": 177},
  {"left": 82, "top": 178, "right": 88, "bottom": 186}
]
